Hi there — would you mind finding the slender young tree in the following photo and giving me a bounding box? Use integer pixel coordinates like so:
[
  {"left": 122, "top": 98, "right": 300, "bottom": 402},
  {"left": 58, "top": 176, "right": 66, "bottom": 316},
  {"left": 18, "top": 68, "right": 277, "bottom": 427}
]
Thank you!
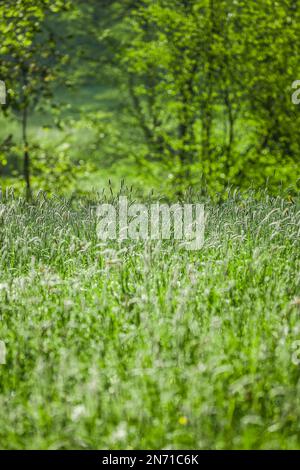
[{"left": 0, "top": 0, "right": 70, "bottom": 198}]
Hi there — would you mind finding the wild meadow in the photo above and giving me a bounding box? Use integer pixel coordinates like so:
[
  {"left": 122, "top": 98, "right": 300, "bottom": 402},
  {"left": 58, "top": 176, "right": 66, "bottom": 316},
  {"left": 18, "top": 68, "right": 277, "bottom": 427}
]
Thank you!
[
  {"left": 0, "top": 189, "right": 299, "bottom": 449},
  {"left": 1, "top": 0, "right": 300, "bottom": 450}
]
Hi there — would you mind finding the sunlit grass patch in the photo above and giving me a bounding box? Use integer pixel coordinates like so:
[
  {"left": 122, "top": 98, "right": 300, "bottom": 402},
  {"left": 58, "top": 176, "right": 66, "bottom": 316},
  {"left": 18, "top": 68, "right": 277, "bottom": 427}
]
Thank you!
[{"left": 0, "top": 190, "right": 299, "bottom": 449}]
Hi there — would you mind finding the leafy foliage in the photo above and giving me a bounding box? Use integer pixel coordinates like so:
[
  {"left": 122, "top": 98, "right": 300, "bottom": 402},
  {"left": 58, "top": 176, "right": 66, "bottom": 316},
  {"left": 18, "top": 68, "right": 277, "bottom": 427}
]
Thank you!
[
  {"left": 122, "top": 0, "right": 300, "bottom": 191},
  {"left": 1, "top": 0, "right": 300, "bottom": 194}
]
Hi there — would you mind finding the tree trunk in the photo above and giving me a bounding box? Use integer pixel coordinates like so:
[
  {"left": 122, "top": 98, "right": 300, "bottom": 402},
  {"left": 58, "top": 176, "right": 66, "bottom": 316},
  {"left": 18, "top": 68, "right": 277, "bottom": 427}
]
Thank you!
[{"left": 22, "top": 106, "right": 31, "bottom": 200}]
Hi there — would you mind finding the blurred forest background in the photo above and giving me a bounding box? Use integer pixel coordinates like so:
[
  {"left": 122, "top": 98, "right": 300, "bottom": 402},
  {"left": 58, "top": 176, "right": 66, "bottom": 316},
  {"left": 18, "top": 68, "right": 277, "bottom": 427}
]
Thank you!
[{"left": 0, "top": 0, "right": 299, "bottom": 198}]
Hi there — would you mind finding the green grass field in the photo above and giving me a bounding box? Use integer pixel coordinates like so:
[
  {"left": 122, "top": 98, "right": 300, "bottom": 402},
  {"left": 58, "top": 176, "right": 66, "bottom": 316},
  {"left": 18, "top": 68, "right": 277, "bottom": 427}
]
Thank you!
[{"left": 0, "top": 190, "right": 299, "bottom": 449}]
